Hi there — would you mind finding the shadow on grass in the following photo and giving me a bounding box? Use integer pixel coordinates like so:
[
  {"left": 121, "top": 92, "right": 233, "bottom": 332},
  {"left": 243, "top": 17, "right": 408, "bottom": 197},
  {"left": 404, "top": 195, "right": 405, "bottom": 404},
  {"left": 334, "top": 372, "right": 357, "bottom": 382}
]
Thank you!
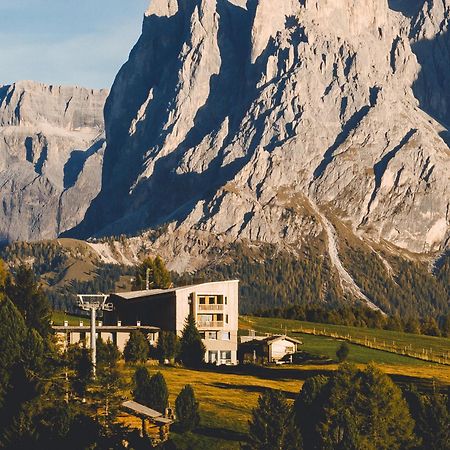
[
  {"left": 196, "top": 425, "right": 247, "bottom": 442},
  {"left": 200, "top": 363, "right": 334, "bottom": 382},
  {"left": 208, "top": 381, "right": 297, "bottom": 400},
  {"left": 172, "top": 424, "right": 247, "bottom": 442}
]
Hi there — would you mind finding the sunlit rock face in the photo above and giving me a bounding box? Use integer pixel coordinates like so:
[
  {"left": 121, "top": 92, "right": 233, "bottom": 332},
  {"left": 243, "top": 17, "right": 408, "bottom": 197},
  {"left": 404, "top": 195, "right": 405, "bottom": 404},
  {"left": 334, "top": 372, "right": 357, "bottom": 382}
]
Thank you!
[
  {"left": 0, "top": 81, "right": 107, "bottom": 242},
  {"left": 76, "top": 0, "right": 448, "bottom": 262}
]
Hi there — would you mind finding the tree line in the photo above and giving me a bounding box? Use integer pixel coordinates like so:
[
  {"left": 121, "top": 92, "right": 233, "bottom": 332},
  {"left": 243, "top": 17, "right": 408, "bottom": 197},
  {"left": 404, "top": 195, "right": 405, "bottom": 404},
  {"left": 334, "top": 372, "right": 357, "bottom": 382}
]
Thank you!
[{"left": 254, "top": 303, "right": 450, "bottom": 337}]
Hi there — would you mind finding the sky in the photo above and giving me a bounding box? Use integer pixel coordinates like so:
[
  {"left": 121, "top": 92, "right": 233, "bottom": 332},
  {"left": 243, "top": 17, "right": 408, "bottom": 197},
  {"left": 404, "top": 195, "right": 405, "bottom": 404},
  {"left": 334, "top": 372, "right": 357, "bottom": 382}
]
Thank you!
[{"left": 0, "top": 0, "right": 149, "bottom": 89}]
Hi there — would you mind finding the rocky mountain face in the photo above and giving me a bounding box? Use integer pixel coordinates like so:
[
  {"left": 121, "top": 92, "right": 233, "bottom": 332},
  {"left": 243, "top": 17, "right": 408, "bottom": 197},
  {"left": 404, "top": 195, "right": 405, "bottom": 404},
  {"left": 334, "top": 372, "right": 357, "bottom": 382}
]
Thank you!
[
  {"left": 2, "top": 1, "right": 450, "bottom": 312},
  {"left": 0, "top": 81, "right": 107, "bottom": 242},
  {"left": 75, "top": 0, "right": 449, "bottom": 275}
]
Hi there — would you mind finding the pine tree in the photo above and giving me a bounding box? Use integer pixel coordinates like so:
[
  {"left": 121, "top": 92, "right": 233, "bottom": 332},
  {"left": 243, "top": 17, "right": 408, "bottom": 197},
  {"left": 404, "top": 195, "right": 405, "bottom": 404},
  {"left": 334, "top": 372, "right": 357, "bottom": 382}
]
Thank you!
[
  {"left": 5, "top": 265, "right": 52, "bottom": 338},
  {"left": 133, "top": 368, "right": 168, "bottom": 413},
  {"left": 96, "top": 338, "right": 120, "bottom": 367},
  {"left": 157, "top": 331, "right": 180, "bottom": 363},
  {"left": 123, "top": 330, "right": 150, "bottom": 364},
  {"left": 133, "top": 366, "right": 151, "bottom": 405},
  {"left": 146, "top": 372, "right": 169, "bottom": 413},
  {"left": 179, "top": 314, "right": 206, "bottom": 368},
  {"left": 67, "top": 346, "right": 93, "bottom": 400},
  {"left": 175, "top": 385, "right": 200, "bottom": 432},
  {"left": 245, "top": 389, "right": 302, "bottom": 450},
  {"left": 405, "top": 388, "right": 450, "bottom": 450},
  {"left": 298, "top": 364, "right": 417, "bottom": 450}
]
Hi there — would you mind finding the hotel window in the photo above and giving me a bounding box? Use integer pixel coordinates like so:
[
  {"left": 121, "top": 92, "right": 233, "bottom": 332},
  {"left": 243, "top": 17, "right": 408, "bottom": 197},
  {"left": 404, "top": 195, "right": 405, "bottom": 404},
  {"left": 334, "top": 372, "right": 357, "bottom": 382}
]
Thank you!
[
  {"left": 217, "top": 296, "right": 224, "bottom": 305},
  {"left": 221, "top": 331, "right": 230, "bottom": 341},
  {"left": 199, "top": 296, "right": 206, "bottom": 305},
  {"left": 225, "top": 296, "right": 228, "bottom": 305},
  {"left": 225, "top": 314, "right": 229, "bottom": 324},
  {"left": 206, "top": 331, "right": 217, "bottom": 340},
  {"left": 199, "top": 332, "right": 206, "bottom": 339}
]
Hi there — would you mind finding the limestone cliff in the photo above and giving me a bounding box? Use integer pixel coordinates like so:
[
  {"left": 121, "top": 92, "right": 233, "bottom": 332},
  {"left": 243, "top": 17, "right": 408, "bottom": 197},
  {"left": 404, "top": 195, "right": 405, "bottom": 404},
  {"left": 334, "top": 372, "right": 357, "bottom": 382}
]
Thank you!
[
  {"left": 76, "top": 0, "right": 448, "bottom": 267},
  {"left": 0, "top": 81, "right": 107, "bottom": 242}
]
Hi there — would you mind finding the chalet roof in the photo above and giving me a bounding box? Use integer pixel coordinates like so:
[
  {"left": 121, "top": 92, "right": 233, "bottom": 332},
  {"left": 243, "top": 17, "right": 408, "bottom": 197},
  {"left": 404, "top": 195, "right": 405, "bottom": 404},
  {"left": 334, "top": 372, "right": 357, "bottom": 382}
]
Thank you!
[
  {"left": 241, "top": 334, "right": 303, "bottom": 346},
  {"left": 112, "top": 280, "right": 239, "bottom": 301},
  {"left": 265, "top": 334, "right": 303, "bottom": 345}
]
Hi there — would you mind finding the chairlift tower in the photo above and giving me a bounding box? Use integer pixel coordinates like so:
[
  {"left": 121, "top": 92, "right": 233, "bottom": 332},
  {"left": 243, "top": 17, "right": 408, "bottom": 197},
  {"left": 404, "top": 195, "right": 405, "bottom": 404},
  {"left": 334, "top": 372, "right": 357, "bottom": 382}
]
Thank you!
[{"left": 77, "top": 294, "right": 113, "bottom": 376}]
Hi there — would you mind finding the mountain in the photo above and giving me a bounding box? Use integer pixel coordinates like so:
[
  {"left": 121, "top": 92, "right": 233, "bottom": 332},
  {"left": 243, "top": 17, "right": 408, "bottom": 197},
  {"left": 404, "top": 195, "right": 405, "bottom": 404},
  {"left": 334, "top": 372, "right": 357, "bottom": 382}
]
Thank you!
[
  {"left": 75, "top": 0, "right": 449, "bottom": 256},
  {"left": 1, "top": 0, "right": 449, "bottom": 315},
  {"left": 0, "top": 81, "right": 107, "bottom": 242}
]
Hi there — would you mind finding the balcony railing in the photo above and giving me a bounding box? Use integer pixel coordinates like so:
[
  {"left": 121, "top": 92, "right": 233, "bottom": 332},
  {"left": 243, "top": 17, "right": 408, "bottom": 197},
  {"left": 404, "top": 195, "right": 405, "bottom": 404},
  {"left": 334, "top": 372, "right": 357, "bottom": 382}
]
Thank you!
[
  {"left": 198, "top": 304, "right": 224, "bottom": 311},
  {"left": 197, "top": 321, "right": 224, "bottom": 328}
]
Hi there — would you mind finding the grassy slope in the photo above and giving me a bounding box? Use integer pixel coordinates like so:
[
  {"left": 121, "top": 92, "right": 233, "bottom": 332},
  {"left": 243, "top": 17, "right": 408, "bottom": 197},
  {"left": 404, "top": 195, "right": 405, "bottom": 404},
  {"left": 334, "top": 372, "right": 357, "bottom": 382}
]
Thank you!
[
  {"left": 240, "top": 316, "right": 450, "bottom": 361},
  {"left": 52, "top": 311, "right": 90, "bottom": 326}
]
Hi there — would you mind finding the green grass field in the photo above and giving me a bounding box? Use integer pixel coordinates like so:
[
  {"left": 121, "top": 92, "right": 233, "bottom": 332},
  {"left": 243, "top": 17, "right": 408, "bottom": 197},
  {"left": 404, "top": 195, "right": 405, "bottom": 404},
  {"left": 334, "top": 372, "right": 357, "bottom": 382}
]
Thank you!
[
  {"left": 52, "top": 312, "right": 449, "bottom": 449},
  {"left": 52, "top": 311, "right": 90, "bottom": 326}
]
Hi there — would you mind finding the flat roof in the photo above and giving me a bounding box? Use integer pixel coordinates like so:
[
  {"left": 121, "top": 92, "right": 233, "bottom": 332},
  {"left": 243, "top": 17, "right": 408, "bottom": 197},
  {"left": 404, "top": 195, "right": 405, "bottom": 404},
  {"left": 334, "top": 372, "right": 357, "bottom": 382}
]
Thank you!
[
  {"left": 53, "top": 325, "right": 159, "bottom": 332},
  {"left": 122, "top": 400, "right": 162, "bottom": 419},
  {"left": 112, "top": 280, "right": 239, "bottom": 301}
]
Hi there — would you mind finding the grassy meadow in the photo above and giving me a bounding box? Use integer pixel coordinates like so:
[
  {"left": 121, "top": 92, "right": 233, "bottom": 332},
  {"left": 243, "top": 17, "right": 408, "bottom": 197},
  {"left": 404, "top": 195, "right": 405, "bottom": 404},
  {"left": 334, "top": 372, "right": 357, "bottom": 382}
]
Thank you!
[
  {"left": 51, "top": 312, "right": 450, "bottom": 448},
  {"left": 240, "top": 316, "right": 450, "bottom": 363}
]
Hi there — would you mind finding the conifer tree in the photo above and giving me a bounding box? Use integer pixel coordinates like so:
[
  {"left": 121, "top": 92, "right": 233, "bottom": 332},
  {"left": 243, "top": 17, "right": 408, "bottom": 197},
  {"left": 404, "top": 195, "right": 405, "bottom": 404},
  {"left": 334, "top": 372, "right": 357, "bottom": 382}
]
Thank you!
[
  {"left": 245, "top": 389, "right": 302, "bottom": 450},
  {"left": 123, "top": 330, "right": 150, "bottom": 363},
  {"left": 146, "top": 372, "right": 169, "bottom": 413},
  {"left": 157, "top": 331, "right": 180, "bottom": 363},
  {"left": 175, "top": 385, "right": 200, "bottom": 432},
  {"left": 133, "top": 366, "right": 151, "bottom": 406},
  {"left": 5, "top": 265, "right": 52, "bottom": 338},
  {"left": 179, "top": 314, "right": 206, "bottom": 368},
  {"left": 294, "top": 364, "right": 416, "bottom": 450},
  {"left": 133, "top": 368, "right": 168, "bottom": 413}
]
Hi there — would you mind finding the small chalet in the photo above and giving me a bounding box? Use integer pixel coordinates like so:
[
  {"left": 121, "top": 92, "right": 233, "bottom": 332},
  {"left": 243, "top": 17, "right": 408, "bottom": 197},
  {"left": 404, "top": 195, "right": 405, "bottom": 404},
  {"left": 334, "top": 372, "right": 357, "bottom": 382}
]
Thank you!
[{"left": 239, "top": 333, "right": 302, "bottom": 364}]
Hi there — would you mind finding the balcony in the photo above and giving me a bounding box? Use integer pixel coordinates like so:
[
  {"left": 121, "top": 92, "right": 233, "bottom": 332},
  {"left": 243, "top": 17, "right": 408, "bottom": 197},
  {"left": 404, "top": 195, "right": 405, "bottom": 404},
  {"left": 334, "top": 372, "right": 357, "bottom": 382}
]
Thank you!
[
  {"left": 197, "top": 321, "right": 224, "bottom": 329},
  {"left": 198, "top": 304, "right": 224, "bottom": 311}
]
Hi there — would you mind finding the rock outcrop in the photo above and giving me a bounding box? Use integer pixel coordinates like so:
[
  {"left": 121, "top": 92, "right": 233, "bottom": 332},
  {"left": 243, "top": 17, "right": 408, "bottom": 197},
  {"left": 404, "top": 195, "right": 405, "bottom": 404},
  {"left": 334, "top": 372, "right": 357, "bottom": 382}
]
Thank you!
[
  {"left": 0, "top": 81, "right": 107, "bottom": 242},
  {"left": 75, "top": 0, "right": 449, "bottom": 270}
]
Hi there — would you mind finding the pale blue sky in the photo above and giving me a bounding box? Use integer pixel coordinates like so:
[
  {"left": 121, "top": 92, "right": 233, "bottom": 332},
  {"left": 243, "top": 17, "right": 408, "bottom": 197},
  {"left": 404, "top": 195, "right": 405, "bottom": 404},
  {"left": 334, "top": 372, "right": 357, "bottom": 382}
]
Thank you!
[{"left": 0, "top": 0, "right": 149, "bottom": 89}]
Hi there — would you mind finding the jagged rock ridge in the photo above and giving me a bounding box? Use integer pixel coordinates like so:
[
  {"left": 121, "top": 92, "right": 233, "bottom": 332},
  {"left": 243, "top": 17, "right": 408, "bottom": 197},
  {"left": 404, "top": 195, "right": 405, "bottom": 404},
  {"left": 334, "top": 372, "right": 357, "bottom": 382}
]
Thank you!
[
  {"left": 75, "top": 0, "right": 449, "bottom": 274},
  {"left": 0, "top": 81, "right": 108, "bottom": 242}
]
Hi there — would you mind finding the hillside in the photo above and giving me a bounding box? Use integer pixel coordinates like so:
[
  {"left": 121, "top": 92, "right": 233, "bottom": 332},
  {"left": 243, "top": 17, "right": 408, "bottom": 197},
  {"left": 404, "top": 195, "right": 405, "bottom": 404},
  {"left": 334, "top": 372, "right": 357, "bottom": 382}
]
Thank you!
[{"left": 1, "top": 237, "right": 448, "bottom": 321}]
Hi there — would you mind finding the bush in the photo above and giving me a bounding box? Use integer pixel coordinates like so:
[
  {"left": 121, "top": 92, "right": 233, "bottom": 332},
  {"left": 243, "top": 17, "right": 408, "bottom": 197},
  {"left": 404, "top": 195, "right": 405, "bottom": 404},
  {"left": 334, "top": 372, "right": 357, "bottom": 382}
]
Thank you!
[
  {"left": 175, "top": 385, "right": 200, "bottom": 432},
  {"left": 336, "top": 342, "right": 350, "bottom": 362}
]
